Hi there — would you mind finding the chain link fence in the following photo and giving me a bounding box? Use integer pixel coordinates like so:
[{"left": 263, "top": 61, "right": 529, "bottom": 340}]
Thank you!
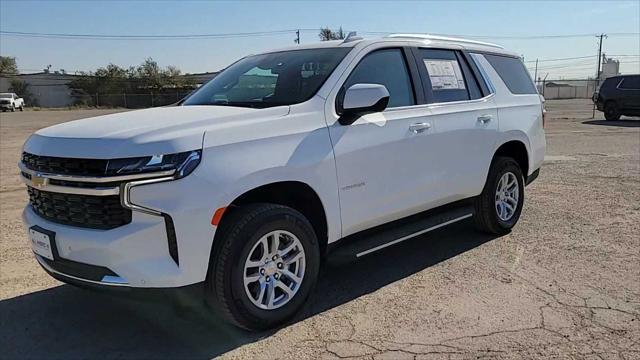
[
  {"left": 70, "top": 91, "right": 194, "bottom": 109},
  {"left": 535, "top": 79, "right": 599, "bottom": 100}
]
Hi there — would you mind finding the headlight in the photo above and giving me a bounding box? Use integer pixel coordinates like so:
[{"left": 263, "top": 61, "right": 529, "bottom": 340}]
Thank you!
[{"left": 106, "top": 150, "right": 201, "bottom": 179}]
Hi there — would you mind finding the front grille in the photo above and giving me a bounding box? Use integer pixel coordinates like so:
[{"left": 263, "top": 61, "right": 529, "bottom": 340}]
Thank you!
[
  {"left": 22, "top": 152, "right": 108, "bottom": 177},
  {"left": 27, "top": 186, "right": 131, "bottom": 229}
]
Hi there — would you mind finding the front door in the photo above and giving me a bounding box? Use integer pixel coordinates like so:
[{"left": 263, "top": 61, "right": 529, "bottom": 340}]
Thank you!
[{"left": 326, "top": 48, "right": 442, "bottom": 236}]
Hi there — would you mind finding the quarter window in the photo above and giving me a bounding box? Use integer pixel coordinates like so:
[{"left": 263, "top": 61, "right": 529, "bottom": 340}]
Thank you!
[
  {"left": 484, "top": 54, "right": 537, "bottom": 94},
  {"left": 343, "top": 49, "right": 415, "bottom": 108},
  {"left": 419, "top": 49, "right": 481, "bottom": 103}
]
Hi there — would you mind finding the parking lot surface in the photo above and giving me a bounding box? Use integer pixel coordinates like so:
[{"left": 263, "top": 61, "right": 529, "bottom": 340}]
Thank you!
[{"left": 1, "top": 100, "right": 638, "bottom": 359}]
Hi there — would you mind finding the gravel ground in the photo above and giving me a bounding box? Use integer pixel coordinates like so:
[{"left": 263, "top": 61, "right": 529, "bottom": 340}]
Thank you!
[{"left": 0, "top": 100, "right": 638, "bottom": 359}]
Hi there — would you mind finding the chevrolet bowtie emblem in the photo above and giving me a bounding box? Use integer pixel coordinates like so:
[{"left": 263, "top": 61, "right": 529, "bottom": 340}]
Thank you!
[{"left": 31, "top": 174, "right": 48, "bottom": 187}]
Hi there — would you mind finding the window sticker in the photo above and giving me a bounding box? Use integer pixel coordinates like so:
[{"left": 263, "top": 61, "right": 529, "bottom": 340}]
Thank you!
[{"left": 424, "top": 59, "right": 466, "bottom": 90}]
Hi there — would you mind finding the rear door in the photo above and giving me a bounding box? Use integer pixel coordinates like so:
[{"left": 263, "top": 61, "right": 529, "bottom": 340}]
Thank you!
[
  {"left": 414, "top": 48, "right": 499, "bottom": 200},
  {"left": 618, "top": 76, "right": 640, "bottom": 111}
]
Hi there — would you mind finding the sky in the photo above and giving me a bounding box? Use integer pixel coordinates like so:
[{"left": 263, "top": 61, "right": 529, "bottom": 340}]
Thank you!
[{"left": 0, "top": 0, "right": 639, "bottom": 79}]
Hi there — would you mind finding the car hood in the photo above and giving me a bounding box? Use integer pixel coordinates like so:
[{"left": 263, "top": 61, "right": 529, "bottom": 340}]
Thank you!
[{"left": 23, "top": 105, "right": 290, "bottom": 158}]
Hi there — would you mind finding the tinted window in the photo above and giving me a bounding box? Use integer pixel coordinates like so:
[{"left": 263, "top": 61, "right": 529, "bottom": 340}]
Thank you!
[
  {"left": 420, "top": 49, "right": 481, "bottom": 103},
  {"left": 184, "top": 48, "right": 350, "bottom": 108},
  {"left": 619, "top": 76, "right": 640, "bottom": 89},
  {"left": 344, "top": 49, "right": 415, "bottom": 108},
  {"left": 484, "top": 54, "right": 536, "bottom": 94}
]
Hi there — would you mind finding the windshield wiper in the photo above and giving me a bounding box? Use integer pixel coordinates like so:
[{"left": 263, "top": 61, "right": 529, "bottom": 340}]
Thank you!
[{"left": 208, "top": 101, "right": 263, "bottom": 109}]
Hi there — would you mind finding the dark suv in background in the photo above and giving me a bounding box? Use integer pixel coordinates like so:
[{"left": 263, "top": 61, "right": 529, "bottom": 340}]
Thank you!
[{"left": 593, "top": 75, "right": 640, "bottom": 121}]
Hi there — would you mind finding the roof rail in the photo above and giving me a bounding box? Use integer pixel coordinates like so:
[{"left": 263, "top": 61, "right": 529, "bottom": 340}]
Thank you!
[{"left": 386, "top": 33, "right": 503, "bottom": 49}]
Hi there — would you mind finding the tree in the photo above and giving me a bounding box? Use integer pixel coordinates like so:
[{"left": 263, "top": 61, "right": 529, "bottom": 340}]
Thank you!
[
  {"left": 0, "top": 56, "right": 19, "bottom": 75},
  {"left": 318, "top": 26, "right": 345, "bottom": 41},
  {"left": 68, "top": 58, "right": 196, "bottom": 107}
]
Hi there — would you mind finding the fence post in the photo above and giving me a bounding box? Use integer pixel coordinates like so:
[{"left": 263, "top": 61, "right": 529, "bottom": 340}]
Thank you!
[
  {"left": 123, "top": 93, "right": 127, "bottom": 108},
  {"left": 151, "top": 93, "right": 154, "bottom": 107},
  {"left": 95, "top": 93, "right": 99, "bottom": 107},
  {"left": 176, "top": 90, "right": 179, "bottom": 102}
]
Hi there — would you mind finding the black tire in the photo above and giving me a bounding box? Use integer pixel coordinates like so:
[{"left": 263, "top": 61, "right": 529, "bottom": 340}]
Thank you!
[
  {"left": 474, "top": 157, "right": 525, "bottom": 235},
  {"left": 19, "top": 105, "right": 24, "bottom": 111},
  {"left": 10, "top": 105, "right": 15, "bottom": 112},
  {"left": 205, "top": 203, "right": 320, "bottom": 330},
  {"left": 604, "top": 102, "right": 620, "bottom": 121}
]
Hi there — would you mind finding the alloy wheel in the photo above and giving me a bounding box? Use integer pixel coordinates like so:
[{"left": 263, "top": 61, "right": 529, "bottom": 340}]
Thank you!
[
  {"left": 495, "top": 172, "right": 519, "bottom": 221},
  {"left": 243, "top": 230, "right": 306, "bottom": 310}
]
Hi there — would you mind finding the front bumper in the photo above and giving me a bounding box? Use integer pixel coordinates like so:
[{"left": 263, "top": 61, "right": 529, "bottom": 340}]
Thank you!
[
  {"left": 36, "top": 252, "right": 205, "bottom": 304},
  {"left": 21, "top": 162, "right": 219, "bottom": 289}
]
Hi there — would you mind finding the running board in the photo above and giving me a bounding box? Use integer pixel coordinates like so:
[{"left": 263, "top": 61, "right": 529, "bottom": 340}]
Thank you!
[{"left": 328, "top": 201, "right": 474, "bottom": 264}]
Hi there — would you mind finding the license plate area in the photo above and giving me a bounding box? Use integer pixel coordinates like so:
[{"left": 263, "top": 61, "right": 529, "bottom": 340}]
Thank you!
[{"left": 29, "top": 226, "right": 57, "bottom": 261}]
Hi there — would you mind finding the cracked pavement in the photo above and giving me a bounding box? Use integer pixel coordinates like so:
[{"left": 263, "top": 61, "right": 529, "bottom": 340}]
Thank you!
[{"left": 1, "top": 100, "right": 638, "bottom": 359}]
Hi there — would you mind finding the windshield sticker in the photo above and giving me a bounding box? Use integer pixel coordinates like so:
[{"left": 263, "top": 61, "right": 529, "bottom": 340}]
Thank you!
[{"left": 424, "top": 59, "right": 466, "bottom": 90}]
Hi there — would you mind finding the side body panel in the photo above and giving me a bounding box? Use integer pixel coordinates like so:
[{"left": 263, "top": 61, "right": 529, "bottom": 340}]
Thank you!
[
  {"left": 129, "top": 96, "right": 341, "bottom": 285},
  {"left": 472, "top": 54, "right": 545, "bottom": 176}
]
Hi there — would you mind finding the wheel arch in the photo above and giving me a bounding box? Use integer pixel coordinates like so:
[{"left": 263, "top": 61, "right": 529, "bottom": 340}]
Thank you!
[
  {"left": 214, "top": 181, "right": 330, "bottom": 256},
  {"left": 493, "top": 140, "right": 529, "bottom": 177}
]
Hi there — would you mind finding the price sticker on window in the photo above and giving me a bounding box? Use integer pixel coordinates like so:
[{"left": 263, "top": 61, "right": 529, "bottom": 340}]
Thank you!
[{"left": 424, "top": 59, "right": 466, "bottom": 90}]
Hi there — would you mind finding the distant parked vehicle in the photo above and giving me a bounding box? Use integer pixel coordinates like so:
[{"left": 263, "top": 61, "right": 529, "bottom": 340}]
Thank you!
[
  {"left": 592, "top": 75, "right": 640, "bottom": 121},
  {"left": 0, "top": 93, "right": 25, "bottom": 112}
]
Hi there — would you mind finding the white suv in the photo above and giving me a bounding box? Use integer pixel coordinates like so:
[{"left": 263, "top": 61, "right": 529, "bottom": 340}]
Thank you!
[{"left": 20, "top": 34, "right": 545, "bottom": 330}]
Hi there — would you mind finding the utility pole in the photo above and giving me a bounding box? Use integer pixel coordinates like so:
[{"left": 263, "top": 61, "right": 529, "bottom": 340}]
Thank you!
[
  {"left": 294, "top": 29, "right": 300, "bottom": 44},
  {"left": 593, "top": 33, "right": 607, "bottom": 118},
  {"left": 534, "top": 58, "right": 539, "bottom": 92}
]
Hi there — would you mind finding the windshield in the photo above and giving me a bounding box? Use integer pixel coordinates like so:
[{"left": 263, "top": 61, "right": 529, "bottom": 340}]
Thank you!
[
  {"left": 183, "top": 48, "right": 351, "bottom": 108},
  {"left": 0, "top": 94, "right": 11, "bottom": 99}
]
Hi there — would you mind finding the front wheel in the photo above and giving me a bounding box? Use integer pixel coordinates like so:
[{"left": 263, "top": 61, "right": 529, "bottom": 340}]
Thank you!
[
  {"left": 19, "top": 105, "right": 24, "bottom": 111},
  {"left": 206, "top": 203, "right": 320, "bottom": 330},
  {"left": 474, "top": 157, "right": 525, "bottom": 234},
  {"left": 10, "top": 105, "right": 15, "bottom": 112}
]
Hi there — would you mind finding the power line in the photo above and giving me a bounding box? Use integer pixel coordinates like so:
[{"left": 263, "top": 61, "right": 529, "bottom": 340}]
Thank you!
[
  {"left": 2, "top": 29, "right": 638, "bottom": 41},
  {"left": 358, "top": 31, "right": 639, "bottom": 40},
  {"left": 526, "top": 59, "right": 639, "bottom": 71},
  {"left": 0, "top": 29, "right": 301, "bottom": 40},
  {"left": 524, "top": 55, "right": 595, "bottom": 63}
]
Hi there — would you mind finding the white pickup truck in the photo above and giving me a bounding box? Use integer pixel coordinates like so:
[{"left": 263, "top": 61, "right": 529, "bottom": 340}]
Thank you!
[
  {"left": 0, "top": 92, "right": 25, "bottom": 112},
  {"left": 20, "top": 33, "right": 545, "bottom": 330}
]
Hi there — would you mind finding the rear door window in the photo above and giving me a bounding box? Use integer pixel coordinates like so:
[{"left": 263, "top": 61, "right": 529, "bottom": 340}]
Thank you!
[
  {"left": 484, "top": 54, "right": 537, "bottom": 94},
  {"left": 418, "top": 49, "right": 482, "bottom": 103},
  {"left": 619, "top": 76, "right": 640, "bottom": 90}
]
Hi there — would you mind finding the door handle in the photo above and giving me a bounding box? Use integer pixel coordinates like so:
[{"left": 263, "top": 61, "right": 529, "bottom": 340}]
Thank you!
[
  {"left": 409, "top": 122, "right": 431, "bottom": 133},
  {"left": 477, "top": 115, "right": 493, "bottom": 123}
]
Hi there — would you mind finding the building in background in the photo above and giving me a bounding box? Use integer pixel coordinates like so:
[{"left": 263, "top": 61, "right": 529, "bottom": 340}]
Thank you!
[
  {"left": 0, "top": 70, "right": 217, "bottom": 108},
  {"left": 0, "top": 70, "right": 78, "bottom": 107},
  {"left": 600, "top": 55, "right": 621, "bottom": 80}
]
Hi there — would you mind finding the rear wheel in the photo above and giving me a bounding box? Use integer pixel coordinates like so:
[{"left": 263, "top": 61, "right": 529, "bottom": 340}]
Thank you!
[
  {"left": 206, "top": 203, "right": 320, "bottom": 330},
  {"left": 10, "top": 104, "right": 15, "bottom": 112},
  {"left": 19, "top": 105, "right": 24, "bottom": 111},
  {"left": 474, "top": 157, "right": 525, "bottom": 234},
  {"left": 604, "top": 102, "right": 620, "bottom": 121}
]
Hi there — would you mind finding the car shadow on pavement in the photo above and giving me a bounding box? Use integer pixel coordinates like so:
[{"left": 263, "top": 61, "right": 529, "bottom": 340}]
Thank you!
[
  {"left": 0, "top": 220, "right": 498, "bottom": 359},
  {"left": 582, "top": 118, "right": 640, "bottom": 127}
]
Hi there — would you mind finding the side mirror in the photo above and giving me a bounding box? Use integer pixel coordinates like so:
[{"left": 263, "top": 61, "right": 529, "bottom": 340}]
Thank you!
[{"left": 339, "top": 83, "right": 390, "bottom": 125}]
